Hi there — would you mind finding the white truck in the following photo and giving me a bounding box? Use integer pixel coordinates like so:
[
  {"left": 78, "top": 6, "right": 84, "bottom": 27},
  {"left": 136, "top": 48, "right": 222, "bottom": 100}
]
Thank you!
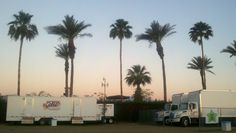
[
  {"left": 4, "top": 95, "right": 114, "bottom": 124},
  {"left": 170, "top": 90, "right": 236, "bottom": 127},
  {"left": 154, "top": 93, "right": 187, "bottom": 124}
]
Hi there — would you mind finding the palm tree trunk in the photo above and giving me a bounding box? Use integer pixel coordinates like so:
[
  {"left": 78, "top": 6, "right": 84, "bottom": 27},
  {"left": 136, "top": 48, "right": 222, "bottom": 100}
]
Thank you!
[
  {"left": 135, "top": 84, "right": 142, "bottom": 102},
  {"left": 68, "top": 39, "right": 75, "bottom": 97},
  {"left": 200, "top": 38, "right": 206, "bottom": 89},
  {"left": 200, "top": 70, "right": 204, "bottom": 90},
  {"left": 156, "top": 43, "right": 167, "bottom": 102},
  {"left": 120, "top": 39, "right": 123, "bottom": 102},
  {"left": 70, "top": 58, "right": 74, "bottom": 97},
  {"left": 17, "top": 38, "right": 24, "bottom": 96},
  {"left": 161, "top": 58, "right": 167, "bottom": 102},
  {"left": 65, "top": 59, "right": 69, "bottom": 97}
]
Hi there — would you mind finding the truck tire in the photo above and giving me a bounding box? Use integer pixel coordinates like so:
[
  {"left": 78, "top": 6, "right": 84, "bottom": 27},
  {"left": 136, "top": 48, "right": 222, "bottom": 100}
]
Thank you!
[
  {"left": 102, "top": 118, "right": 107, "bottom": 124},
  {"left": 39, "top": 119, "right": 45, "bottom": 125},
  {"left": 181, "top": 118, "right": 189, "bottom": 127},
  {"left": 164, "top": 117, "right": 170, "bottom": 125},
  {"left": 108, "top": 118, "right": 113, "bottom": 124}
]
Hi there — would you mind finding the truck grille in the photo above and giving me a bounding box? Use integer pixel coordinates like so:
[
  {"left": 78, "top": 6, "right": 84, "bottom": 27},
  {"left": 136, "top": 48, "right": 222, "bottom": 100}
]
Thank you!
[{"left": 170, "top": 112, "right": 174, "bottom": 119}]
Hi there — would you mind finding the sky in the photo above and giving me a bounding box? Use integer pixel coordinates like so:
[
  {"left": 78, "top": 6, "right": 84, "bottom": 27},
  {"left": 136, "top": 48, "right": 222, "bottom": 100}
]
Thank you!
[{"left": 0, "top": 0, "right": 236, "bottom": 100}]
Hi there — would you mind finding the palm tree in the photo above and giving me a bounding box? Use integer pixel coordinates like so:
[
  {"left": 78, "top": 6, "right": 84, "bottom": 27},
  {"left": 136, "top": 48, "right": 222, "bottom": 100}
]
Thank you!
[
  {"left": 55, "top": 44, "right": 70, "bottom": 97},
  {"left": 221, "top": 40, "right": 236, "bottom": 58},
  {"left": 136, "top": 21, "right": 175, "bottom": 102},
  {"left": 125, "top": 65, "right": 151, "bottom": 102},
  {"left": 109, "top": 19, "right": 132, "bottom": 101},
  {"left": 46, "top": 15, "right": 92, "bottom": 97},
  {"left": 189, "top": 21, "right": 213, "bottom": 89},
  {"left": 8, "top": 11, "right": 38, "bottom": 96},
  {"left": 187, "top": 56, "right": 215, "bottom": 89}
]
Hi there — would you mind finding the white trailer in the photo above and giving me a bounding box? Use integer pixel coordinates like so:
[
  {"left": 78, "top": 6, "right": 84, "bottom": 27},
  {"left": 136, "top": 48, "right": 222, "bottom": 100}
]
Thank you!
[
  {"left": 5, "top": 96, "right": 114, "bottom": 124},
  {"left": 154, "top": 93, "right": 187, "bottom": 124},
  {"left": 170, "top": 90, "right": 236, "bottom": 126}
]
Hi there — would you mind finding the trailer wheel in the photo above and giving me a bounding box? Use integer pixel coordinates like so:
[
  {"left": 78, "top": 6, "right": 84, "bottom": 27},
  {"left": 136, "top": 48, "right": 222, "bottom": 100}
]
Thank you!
[
  {"left": 181, "top": 118, "right": 189, "bottom": 127},
  {"left": 108, "top": 118, "right": 113, "bottom": 124},
  {"left": 102, "top": 118, "right": 107, "bottom": 124},
  {"left": 39, "top": 119, "right": 45, "bottom": 125}
]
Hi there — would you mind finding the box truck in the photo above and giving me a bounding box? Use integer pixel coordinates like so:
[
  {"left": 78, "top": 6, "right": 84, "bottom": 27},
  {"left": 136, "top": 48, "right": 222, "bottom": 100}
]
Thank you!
[
  {"left": 154, "top": 93, "right": 188, "bottom": 124},
  {"left": 169, "top": 90, "right": 236, "bottom": 126},
  {"left": 4, "top": 96, "right": 114, "bottom": 124}
]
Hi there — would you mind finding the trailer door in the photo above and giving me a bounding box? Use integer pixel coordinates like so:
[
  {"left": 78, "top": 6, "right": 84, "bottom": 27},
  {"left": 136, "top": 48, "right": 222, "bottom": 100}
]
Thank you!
[
  {"left": 23, "top": 97, "right": 34, "bottom": 117},
  {"left": 73, "top": 98, "right": 81, "bottom": 116}
]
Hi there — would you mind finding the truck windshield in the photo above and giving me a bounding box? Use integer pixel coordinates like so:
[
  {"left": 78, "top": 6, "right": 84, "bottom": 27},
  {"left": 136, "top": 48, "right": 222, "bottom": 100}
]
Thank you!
[
  {"left": 164, "top": 104, "right": 171, "bottom": 111},
  {"left": 179, "top": 103, "right": 188, "bottom": 110},
  {"left": 171, "top": 105, "right": 178, "bottom": 111}
]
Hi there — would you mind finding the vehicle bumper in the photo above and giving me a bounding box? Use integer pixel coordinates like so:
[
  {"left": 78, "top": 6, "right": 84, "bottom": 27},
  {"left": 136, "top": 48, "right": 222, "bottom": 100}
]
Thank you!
[{"left": 170, "top": 118, "right": 181, "bottom": 123}]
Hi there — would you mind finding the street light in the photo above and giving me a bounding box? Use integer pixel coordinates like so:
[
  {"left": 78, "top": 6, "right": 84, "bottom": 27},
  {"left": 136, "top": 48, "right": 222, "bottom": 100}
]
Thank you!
[
  {"left": 101, "top": 78, "right": 109, "bottom": 101},
  {"left": 101, "top": 78, "right": 108, "bottom": 123}
]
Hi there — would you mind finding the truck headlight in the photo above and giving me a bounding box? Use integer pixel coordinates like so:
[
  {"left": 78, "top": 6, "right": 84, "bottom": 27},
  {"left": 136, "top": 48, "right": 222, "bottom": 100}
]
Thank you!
[{"left": 175, "top": 114, "right": 180, "bottom": 118}]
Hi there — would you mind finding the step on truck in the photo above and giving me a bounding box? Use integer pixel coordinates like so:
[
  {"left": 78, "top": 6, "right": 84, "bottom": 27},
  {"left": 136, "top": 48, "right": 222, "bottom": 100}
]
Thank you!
[
  {"left": 3, "top": 95, "right": 114, "bottom": 125},
  {"left": 170, "top": 90, "right": 236, "bottom": 127}
]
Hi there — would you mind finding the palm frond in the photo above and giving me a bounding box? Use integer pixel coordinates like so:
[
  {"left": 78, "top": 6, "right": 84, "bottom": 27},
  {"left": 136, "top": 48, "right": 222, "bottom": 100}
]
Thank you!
[
  {"left": 55, "top": 44, "right": 69, "bottom": 59},
  {"left": 125, "top": 65, "right": 152, "bottom": 87},
  {"left": 221, "top": 40, "right": 236, "bottom": 58},
  {"left": 109, "top": 19, "right": 132, "bottom": 40},
  {"left": 8, "top": 11, "right": 38, "bottom": 41},
  {"left": 136, "top": 20, "right": 175, "bottom": 44},
  {"left": 187, "top": 56, "right": 215, "bottom": 75},
  {"left": 189, "top": 21, "right": 213, "bottom": 44}
]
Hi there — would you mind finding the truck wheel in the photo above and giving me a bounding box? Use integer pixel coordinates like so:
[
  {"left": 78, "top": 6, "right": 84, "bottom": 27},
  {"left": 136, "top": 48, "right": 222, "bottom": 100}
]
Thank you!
[
  {"left": 164, "top": 118, "right": 170, "bottom": 125},
  {"left": 39, "top": 119, "right": 45, "bottom": 125},
  {"left": 181, "top": 118, "right": 189, "bottom": 127},
  {"left": 102, "top": 118, "right": 107, "bottom": 124},
  {"left": 108, "top": 118, "right": 113, "bottom": 124}
]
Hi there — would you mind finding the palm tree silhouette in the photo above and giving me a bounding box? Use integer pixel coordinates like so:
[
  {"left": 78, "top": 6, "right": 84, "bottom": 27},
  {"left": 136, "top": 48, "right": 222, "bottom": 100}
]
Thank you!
[
  {"left": 136, "top": 21, "right": 175, "bottom": 102},
  {"left": 125, "top": 65, "right": 151, "bottom": 102},
  {"left": 55, "top": 44, "right": 70, "bottom": 97},
  {"left": 46, "top": 15, "right": 92, "bottom": 97},
  {"left": 187, "top": 56, "right": 215, "bottom": 89},
  {"left": 189, "top": 21, "right": 213, "bottom": 89},
  {"left": 221, "top": 40, "right": 236, "bottom": 58},
  {"left": 109, "top": 19, "right": 132, "bottom": 101},
  {"left": 7, "top": 11, "right": 38, "bottom": 96}
]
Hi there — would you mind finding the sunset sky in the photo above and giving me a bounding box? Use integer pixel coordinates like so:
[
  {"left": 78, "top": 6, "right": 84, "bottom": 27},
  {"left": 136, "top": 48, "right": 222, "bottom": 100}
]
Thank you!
[{"left": 0, "top": 0, "right": 235, "bottom": 100}]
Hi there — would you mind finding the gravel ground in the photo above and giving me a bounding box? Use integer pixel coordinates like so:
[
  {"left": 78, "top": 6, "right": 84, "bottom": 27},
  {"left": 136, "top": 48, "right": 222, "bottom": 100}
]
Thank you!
[{"left": 0, "top": 123, "right": 235, "bottom": 133}]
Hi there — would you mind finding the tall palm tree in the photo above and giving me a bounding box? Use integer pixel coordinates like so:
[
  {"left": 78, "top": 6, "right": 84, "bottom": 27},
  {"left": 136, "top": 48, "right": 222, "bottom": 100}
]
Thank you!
[
  {"left": 46, "top": 15, "right": 92, "bottom": 97},
  {"left": 109, "top": 19, "right": 132, "bottom": 101},
  {"left": 125, "top": 65, "right": 151, "bottom": 102},
  {"left": 221, "top": 40, "right": 236, "bottom": 58},
  {"left": 55, "top": 44, "right": 70, "bottom": 97},
  {"left": 189, "top": 21, "right": 213, "bottom": 89},
  {"left": 136, "top": 21, "right": 175, "bottom": 102},
  {"left": 8, "top": 11, "right": 38, "bottom": 96},
  {"left": 187, "top": 56, "right": 215, "bottom": 89}
]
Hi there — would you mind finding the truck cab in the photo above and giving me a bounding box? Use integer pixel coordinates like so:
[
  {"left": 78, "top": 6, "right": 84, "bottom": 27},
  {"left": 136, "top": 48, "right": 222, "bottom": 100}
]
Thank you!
[
  {"left": 154, "top": 103, "right": 178, "bottom": 124},
  {"left": 170, "top": 102, "right": 198, "bottom": 126}
]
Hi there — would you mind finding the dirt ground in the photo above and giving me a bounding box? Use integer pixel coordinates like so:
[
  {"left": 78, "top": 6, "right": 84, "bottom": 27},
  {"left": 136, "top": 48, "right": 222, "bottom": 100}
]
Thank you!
[{"left": 0, "top": 123, "right": 235, "bottom": 133}]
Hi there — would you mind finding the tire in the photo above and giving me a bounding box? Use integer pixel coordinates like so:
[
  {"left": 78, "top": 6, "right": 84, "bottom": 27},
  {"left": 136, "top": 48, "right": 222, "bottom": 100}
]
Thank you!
[
  {"left": 102, "top": 118, "right": 107, "bottom": 124},
  {"left": 164, "top": 118, "right": 170, "bottom": 125},
  {"left": 181, "top": 118, "right": 189, "bottom": 127},
  {"left": 108, "top": 118, "right": 113, "bottom": 124},
  {"left": 39, "top": 119, "right": 45, "bottom": 125}
]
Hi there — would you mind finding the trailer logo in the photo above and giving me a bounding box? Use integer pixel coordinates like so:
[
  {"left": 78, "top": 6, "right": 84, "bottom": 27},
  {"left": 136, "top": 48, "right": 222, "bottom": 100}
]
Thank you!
[
  {"left": 205, "top": 108, "right": 219, "bottom": 124},
  {"left": 43, "top": 101, "right": 61, "bottom": 110}
]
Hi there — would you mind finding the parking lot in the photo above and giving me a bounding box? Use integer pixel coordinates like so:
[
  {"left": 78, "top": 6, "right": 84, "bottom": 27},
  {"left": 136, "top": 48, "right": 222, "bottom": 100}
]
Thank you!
[{"left": 0, "top": 123, "right": 235, "bottom": 133}]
